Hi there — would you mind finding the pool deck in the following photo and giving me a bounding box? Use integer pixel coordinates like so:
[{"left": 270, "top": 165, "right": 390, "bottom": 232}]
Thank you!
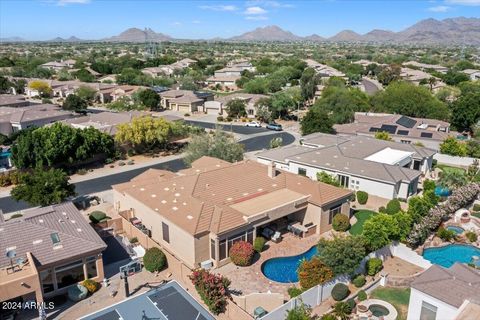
[{"left": 216, "top": 231, "right": 334, "bottom": 298}]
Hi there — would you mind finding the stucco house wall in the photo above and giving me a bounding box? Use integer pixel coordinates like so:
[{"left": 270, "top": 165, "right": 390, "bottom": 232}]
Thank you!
[{"left": 407, "top": 288, "right": 459, "bottom": 320}]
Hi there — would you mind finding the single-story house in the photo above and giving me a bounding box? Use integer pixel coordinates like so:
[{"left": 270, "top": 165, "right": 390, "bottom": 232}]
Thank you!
[
  {"left": 462, "top": 69, "right": 480, "bottom": 81},
  {"left": 202, "top": 93, "right": 268, "bottom": 117},
  {"left": 402, "top": 61, "right": 448, "bottom": 74},
  {"left": 407, "top": 263, "right": 480, "bottom": 320},
  {"left": 159, "top": 90, "right": 213, "bottom": 113},
  {"left": 0, "top": 202, "right": 106, "bottom": 305},
  {"left": 334, "top": 112, "right": 455, "bottom": 150},
  {"left": 112, "top": 156, "right": 352, "bottom": 269},
  {"left": 256, "top": 133, "right": 436, "bottom": 200},
  {"left": 0, "top": 94, "right": 30, "bottom": 108}
]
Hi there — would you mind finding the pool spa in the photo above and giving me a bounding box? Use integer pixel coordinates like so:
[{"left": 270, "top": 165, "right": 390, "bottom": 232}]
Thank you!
[
  {"left": 445, "top": 225, "right": 465, "bottom": 235},
  {"left": 423, "top": 244, "right": 480, "bottom": 268},
  {"left": 261, "top": 246, "right": 318, "bottom": 283}
]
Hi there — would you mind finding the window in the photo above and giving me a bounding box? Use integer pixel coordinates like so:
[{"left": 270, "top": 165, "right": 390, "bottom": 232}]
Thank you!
[
  {"left": 413, "top": 160, "right": 421, "bottom": 171},
  {"left": 40, "top": 269, "right": 54, "bottom": 294},
  {"left": 50, "top": 233, "right": 61, "bottom": 245},
  {"left": 219, "top": 240, "right": 227, "bottom": 260},
  {"left": 401, "top": 140, "right": 411, "bottom": 144},
  {"left": 338, "top": 175, "right": 349, "bottom": 188},
  {"left": 86, "top": 256, "right": 98, "bottom": 279},
  {"left": 162, "top": 222, "right": 170, "bottom": 243},
  {"left": 298, "top": 168, "right": 307, "bottom": 176},
  {"left": 246, "top": 229, "right": 254, "bottom": 244},
  {"left": 210, "top": 239, "right": 216, "bottom": 260},
  {"left": 55, "top": 260, "right": 85, "bottom": 289},
  {"left": 329, "top": 205, "right": 342, "bottom": 224},
  {"left": 420, "top": 301, "right": 437, "bottom": 320},
  {"left": 248, "top": 109, "right": 254, "bottom": 115}
]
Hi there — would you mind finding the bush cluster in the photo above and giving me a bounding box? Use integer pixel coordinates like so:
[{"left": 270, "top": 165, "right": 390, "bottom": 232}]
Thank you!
[
  {"left": 356, "top": 191, "right": 368, "bottom": 205},
  {"left": 385, "top": 199, "right": 401, "bottom": 214},
  {"left": 332, "top": 214, "right": 350, "bottom": 232},
  {"left": 357, "top": 290, "right": 367, "bottom": 301},
  {"left": 0, "top": 171, "right": 20, "bottom": 187},
  {"left": 189, "top": 269, "right": 231, "bottom": 315},
  {"left": 82, "top": 279, "right": 100, "bottom": 294},
  {"left": 436, "top": 227, "right": 456, "bottom": 242},
  {"left": 466, "top": 231, "right": 478, "bottom": 242},
  {"left": 229, "top": 241, "right": 255, "bottom": 266},
  {"left": 143, "top": 247, "right": 167, "bottom": 272},
  {"left": 88, "top": 211, "right": 108, "bottom": 224},
  {"left": 298, "top": 257, "right": 334, "bottom": 290},
  {"left": 287, "top": 286, "right": 303, "bottom": 298},
  {"left": 352, "top": 275, "right": 366, "bottom": 288}
]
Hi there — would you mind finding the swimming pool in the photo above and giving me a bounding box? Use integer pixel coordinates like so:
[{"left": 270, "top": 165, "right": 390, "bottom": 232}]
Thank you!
[
  {"left": 446, "top": 226, "right": 465, "bottom": 235},
  {"left": 261, "top": 246, "right": 318, "bottom": 283},
  {"left": 423, "top": 244, "right": 480, "bottom": 268}
]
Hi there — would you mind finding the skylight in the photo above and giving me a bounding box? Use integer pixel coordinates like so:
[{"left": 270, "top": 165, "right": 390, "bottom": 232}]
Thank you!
[{"left": 50, "top": 233, "right": 61, "bottom": 245}]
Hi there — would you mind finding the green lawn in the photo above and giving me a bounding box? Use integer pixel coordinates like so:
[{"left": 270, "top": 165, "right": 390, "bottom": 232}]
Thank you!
[
  {"left": 436, "top": 164, "right": 466, "bottom": 175},
  {"left": 349, "top": 210, "right": 377, "bottom": 235},
  {"left": 370, "top": 287, "right": 411, "bottom": 320}
]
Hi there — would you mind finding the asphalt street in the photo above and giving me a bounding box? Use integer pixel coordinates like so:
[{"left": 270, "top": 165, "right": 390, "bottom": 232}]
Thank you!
[{"left": 0, "top": 125, "right": 295, "bottom": 214}]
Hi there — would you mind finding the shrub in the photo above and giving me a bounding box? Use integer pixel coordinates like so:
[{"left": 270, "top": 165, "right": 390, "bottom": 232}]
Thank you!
[
  {"left": 89, "top": 211, "right": 107, "bottom": 224},
  {"left": 286, "top": 303, "right": 313, "bottom": 320},
  {"left": 357, "top": 290, "right": 367, "bottom": 301},
  {"left": 298, "top": 257, "right": 334, "bottom": 290},
  {"left": 332, "top": 214, "right": 350, "bottom": 232},
  {"left": 473, "top": 203, "right": 480, "bottom": 212},
  {"left": 352, "top": 275, "right": 366, "bottom": 288},
  {"left": 229, "top": 241, "right": 254, "bottom": 266},
  {"left": 82, "top": 279, "right": 100, "bottom": 294},
  {"left": 333, "top": 301, "right": 352, "bottom": 318},
  {"left": 253, "top": 236, "right": 266, "bottom": 253},
  {"left": 331, "top": 283, "right": 350, "bottom": 301},
  {"left": 189, "top": 269, "right": 230, "bottom": 315},
  {"left": 378, "top": 206, "right": 386, "bottom": 213},
  {"left": 356, "top": 191, "right": 368, "bottom": 205},
  {"left": 127, "top": 149, "right": 135, "bottom": 157},
  {"left": 466, "top": 231, "right": 478, "bottom": 242},
  {"left": 350, "top": 193, "right": 356, "bottom": 202},
  {"left": 217, "top": 116, "right": 224, "bottom": 122},
  {"left": 385, "top": 199, "right": 401, "bottom": 215},
  {"left": 287, "top": 286, "right": 303, "bottom": 298},
  {"left": 129, "top": 237, "right": 138, "bottom": 244},
  {"left": 184, "top": 113, "right": 190, "bottom": 117},
  {"left": 346, "top": 298, "right": 356, "bottom": 311},
  {"left": 226, "top": 117, "right": 233, "bottom": 122},
  {"left": 423, "top": 179, "right": 436, "bottom": 192},
  {"left": 321, "top": 315, "right": 336, "bottom": 320},
  {"left": 143, "top": 247, "right": 167, "bottom": 272},
  {"left": 437, "top": 227, "right": 456, "bottom": 242},
  {"left": 9, "top": 213, "right": 23, "bottom": 219},
  {"left": 366, "top": 258, "right": 383, "bottom": 276}
]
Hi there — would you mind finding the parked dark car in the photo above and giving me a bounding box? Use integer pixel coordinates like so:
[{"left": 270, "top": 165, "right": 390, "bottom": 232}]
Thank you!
[{"left": 266, "top": 123, "right": 283, "bottom": 131}]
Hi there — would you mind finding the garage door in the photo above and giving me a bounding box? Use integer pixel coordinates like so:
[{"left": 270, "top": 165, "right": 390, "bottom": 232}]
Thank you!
[
  {"left": 206, "top": 108, "right": 219, "bottom": 115},
  {"left": 178, "top": 104, "right": 192, "bottom": 113}
]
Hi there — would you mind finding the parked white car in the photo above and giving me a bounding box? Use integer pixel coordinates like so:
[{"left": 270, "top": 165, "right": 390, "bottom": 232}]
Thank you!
[{"left": 245, "top": 121, "right": 261, "bottom": 127}]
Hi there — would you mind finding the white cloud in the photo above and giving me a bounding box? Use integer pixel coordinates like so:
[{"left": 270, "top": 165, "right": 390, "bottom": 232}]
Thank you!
[
  {"left": 446, "top": 0, "right": 480, "bottom": 5},
  {"left": 246, "top": 0, "right": 294, "bottom": 8},
  {"left": 192, "top": 20, "right": 201, "bottom": 24},
  {"left": 244, "top": 6, "right": 267, "bottom": 14},
  {"left": 57, "top": 0, "right": 90, "bottom": 5},
  {"left": 171, "top": 21, "right": 182, "bottom": 26},
  {"left": 246, "top": 15, "right": 269, "bottom": 20},
  {"left": 428, "top": 5, "right": 451, "bottom": 11},
  {"left": 199, "top": 5, "right": 237, "bottom": 11}
]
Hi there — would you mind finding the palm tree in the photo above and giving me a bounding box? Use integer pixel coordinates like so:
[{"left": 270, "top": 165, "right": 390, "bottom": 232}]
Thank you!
[
  {"left": 438, "top": 170, "right": 468, "bottom": 189},
  {"left": 428, "top": 77, "right": 437, "bottom": 92},
  {"left": 333, "top": 302, "right": 352, "bottom": 320}
]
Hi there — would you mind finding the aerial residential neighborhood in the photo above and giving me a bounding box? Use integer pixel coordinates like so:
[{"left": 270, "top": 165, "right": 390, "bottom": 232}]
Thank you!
[{"left": 0, "top": 1, "right": 480, "bottom": 320}]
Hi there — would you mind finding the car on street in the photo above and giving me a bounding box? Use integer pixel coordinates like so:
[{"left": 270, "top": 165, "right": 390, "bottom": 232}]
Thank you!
[
  {"left": 245, "top": 121, "right": 261, "bottom": 127},
  {"left": 266, "top": 123, "right": 283, "bottom": 131}
]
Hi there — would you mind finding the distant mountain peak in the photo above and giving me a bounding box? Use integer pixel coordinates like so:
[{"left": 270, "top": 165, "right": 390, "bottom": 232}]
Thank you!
[
  {"left": 105, "top": 27, "right": 172, "bottom": 42},
  {"left": 230, "top": 25, "right": 301, "bottom": 41}
]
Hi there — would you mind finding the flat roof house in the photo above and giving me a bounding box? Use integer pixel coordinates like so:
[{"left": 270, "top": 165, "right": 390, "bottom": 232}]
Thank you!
[
  {"left": 0, "top": 95, "right": 30, "bottom": 108},
  {"left": 112, "top": 156, "right": 352, "bottom": 269},
  {"left": 256, "top": 133, "right": 436, "bottom": 200},
  {"left": 0, "top": 202, "right": 106, "bottom": 307},
  {"left": 407, "top": 263, "right": 480, "bottom": 320},
  {"left": 334, "top": 112, "right": 454, "bottom": 150}
]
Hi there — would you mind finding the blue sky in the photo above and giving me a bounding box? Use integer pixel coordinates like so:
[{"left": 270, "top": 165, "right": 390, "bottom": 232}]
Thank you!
[{"left": 1, "top": 0, "right": 479, "bottom": 40}]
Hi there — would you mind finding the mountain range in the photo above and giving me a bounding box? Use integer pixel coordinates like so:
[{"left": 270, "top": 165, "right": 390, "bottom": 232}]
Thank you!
[{"left": 1, "top": 17, "right": 479, "bottom": 45}]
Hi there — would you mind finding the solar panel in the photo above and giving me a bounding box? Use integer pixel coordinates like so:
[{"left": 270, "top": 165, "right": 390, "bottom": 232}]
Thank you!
[
  {"left": 369, "top": 127, "right": 382, "bottom": 132},
  {"left": 420, "top": 132, "right": 433, "bottom": 138},
  {"left": 396, "top": 116, "right": 417, "bottom": 128},
  {"left": 380, "top": 124, "right": 398, "bottom": 134},
  {"left": 149, "top": 286, "right": 202, "bottom": 320},
  {"left": 397, "top": 130, "right": 409, "bottom": 136}
]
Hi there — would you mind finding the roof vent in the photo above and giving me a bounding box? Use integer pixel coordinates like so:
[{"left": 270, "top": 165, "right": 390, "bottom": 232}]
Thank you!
[
  {"left": 140, "top": 188, "right": 145, "bottom": 191},
  {"left": 76, "top": 228, "right": 82, "bottom": 232},
  {"left": 33, "top": 239, "right": 43, "bottom": 245},
  {"left": 62, "top": 212, "right": 67, "bottom": 216},
  {"left": 71, "top": 220, "right": 76, "bottom": 224},
  {"left": 187, "top": 215, "right": 193, "bottom": 220},
  {"left": 172, "top": 207, "right": 178, "bottom": 211},
  {"left": 161, "top": 200, "right": 167, "bottom": 204},
  {"left": 151, "top": 194, "right": 157, "bottom": 198},
  {"left": 58, "top": 219, "right": 64, "bottom": 223},
  {"left": 39, "top": 219, "right": 44, "bottom": 223},
  {"left": 174, "top": 193, "right": 180, "bottom": 197}
]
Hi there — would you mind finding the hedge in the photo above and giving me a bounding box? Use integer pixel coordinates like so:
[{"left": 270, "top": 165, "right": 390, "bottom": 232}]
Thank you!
[
  {"left": 331, "top": 283, "right": 350, "bottom": 301},
  {"left": 332, "top": 214, "right": 350, "bottom": 232},
  {"left": 143, "top": 247, "right": 167, "bottom": 272},
  {"left": 356, "top": 191, "right": 368, "bottom": 205}
]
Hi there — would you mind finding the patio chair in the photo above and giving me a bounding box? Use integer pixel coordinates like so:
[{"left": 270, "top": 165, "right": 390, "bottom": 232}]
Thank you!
[{"left": 271, "top": 231, "right": 282, "bottom": 243}]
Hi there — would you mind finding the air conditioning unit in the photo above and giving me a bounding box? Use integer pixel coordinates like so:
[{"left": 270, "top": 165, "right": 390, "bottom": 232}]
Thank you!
[{"left": 200, "top": 260, "right": 213, "bottom": 270}]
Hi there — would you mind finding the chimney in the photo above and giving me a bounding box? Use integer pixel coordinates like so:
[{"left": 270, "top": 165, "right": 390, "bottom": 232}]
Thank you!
[{"left": 268, "top": 161, "right": 277, "bottom": 178}]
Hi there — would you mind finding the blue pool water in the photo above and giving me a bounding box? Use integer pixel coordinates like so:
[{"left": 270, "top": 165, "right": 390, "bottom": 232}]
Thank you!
[
  {"left": 423, "top": 244, "right": 480, "bottom": 268},
  {"left": 446, "top": 226, "right": 465, "bottom": 235},
  {"left": 435, "top": 186, "right": 451, "bottom": 197},
  {"left": 261, "top": 246, "right": 318, "bottom": 283}
]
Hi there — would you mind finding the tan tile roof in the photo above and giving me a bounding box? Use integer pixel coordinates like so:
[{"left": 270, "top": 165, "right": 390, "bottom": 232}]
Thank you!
[
  {"left": 412, "top": 263, "right": 480, "bottom": 308},
  {"left": 113, "top": 157, "right": 352, "bottom": 236},
  {"left": 0, "top": 202, "right": 106, "bottom": 268}
]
